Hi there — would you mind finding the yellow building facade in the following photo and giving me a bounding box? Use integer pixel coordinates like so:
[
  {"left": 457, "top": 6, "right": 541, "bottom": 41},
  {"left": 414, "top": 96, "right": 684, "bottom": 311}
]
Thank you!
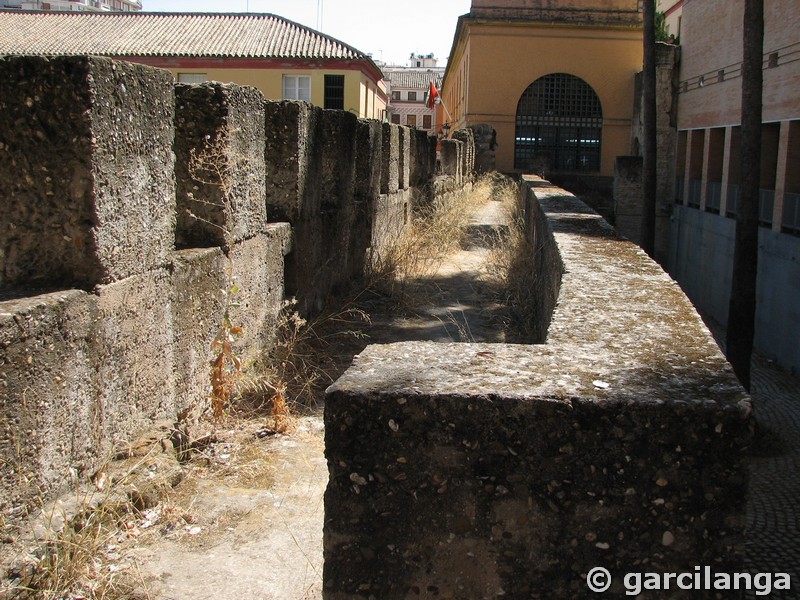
[
  {"left": 147, "top": 59, "right": 386, "bottom": 121},
  {"left": 442, "top": 0, "right": 642, "bottom": 176},
  {"left": 0, "top": 12, "right": 388, "bottom": 120}
]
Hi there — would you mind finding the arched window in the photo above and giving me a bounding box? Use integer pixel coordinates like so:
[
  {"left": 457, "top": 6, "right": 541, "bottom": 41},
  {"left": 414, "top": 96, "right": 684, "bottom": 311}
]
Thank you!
[{"left": 514, "top": 73, "right": 603, "bottom": 172}]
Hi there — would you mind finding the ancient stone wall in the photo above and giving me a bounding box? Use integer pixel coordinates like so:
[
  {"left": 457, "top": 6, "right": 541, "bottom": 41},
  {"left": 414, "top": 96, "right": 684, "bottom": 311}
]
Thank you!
[
  {"left": 0, "top": 55, "right": 471, "bottom": 521},
  {"left": 324, "top": 177, "right": 752, "bottom": 598},
  {"left": 614, "top": 155, "right": 644, "bottom": 245},
  {"left": 469, "top": 123, "right": 497, "bottom": 174}
]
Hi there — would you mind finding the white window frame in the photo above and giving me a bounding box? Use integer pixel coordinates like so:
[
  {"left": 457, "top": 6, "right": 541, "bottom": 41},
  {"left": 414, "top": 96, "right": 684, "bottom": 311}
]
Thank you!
[
  {"left": 283, "top": 75, "right": 311, "bottom": 102},
  {"left": 177, "top": 73, "right": 207, "bottom": 84}
]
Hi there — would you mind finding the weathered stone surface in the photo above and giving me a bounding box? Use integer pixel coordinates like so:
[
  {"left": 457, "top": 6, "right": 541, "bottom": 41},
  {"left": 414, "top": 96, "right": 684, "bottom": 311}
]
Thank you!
[
  {"left": 94, "top": 267, "right": 178, "bottom": 439},
  {"left": 174, "top": 82, "right": 268, "bottom": 249},
  {"left": 0, "top": 290, "right": 98, "bottom": 520},
  {"left": 452, "top": 127, "right": 475, "bottom": 180},
  {"left": 0, "top": 225, "right": 290, "bottom": 523},
  {"left": 264, "top": 101, "right": 362, "bottom": 312},
  {"left": 469, "top": 123, "right": 497, "bottom": 174},
  {"left": 0, "top": 55, "right": 175, "bottom": 289},
  {"left": 614, "top": 155, "right": 644, "bottom": 246},
  {"left": 263, "top": 100, "right": 317, "bottom": 223},
  {"left": 370, "top": 190, "right": 411, "bottom": 268},
  {"left": 352, "top": 120, "right": 383, "bottom": 279},
  {"left": 410, "top": 128, "right": 434, "bottom": 189},
  {"left": 397, "top": 125, "right": 411, "bottom": 190},
  {"left": 381, "top": 123, "right": 400, "bottom": 195},
  {"left": 170, "top": 224, "right": 290, "bottom": 414},
  {"left": 324, "top": 177, "right": 752, "bottom": 599},
  {"left": 627, "top": 42, "right": 679, "bottom": 264},
  {"left": 0, "top": 57, "right": 477, "bottom": 526},
  {"left": 440, "top": 139, "right": 464, "bottom": 183}
]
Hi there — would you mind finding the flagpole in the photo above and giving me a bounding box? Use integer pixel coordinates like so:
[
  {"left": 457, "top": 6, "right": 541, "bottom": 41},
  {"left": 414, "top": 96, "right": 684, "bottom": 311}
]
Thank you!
[
  {"left": 439, "top": 97, "right": 453, "bottom": 123},
  {"left": 428, "top": 81, "right": 454, "bottom": 137}
]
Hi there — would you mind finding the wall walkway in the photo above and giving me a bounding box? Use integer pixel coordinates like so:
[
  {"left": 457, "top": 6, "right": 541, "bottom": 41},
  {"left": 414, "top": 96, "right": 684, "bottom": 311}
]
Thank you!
[{"left": 324, "top": 177, "right": 753, "bottom": 598}]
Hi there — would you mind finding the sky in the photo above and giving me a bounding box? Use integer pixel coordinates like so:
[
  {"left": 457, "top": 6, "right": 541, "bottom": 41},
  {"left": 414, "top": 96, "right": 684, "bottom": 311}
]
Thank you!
[{"left": 140, "top": 0, "right": 473, "bottom": 67}]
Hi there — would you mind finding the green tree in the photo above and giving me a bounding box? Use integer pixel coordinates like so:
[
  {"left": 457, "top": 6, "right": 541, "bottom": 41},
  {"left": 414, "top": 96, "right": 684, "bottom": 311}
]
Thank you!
[
  {"left": 726, "top": 0, "right": 763, "bottom": 392},
  {"left": 655, "top": 9, "right": 669, "bottom": 42}
]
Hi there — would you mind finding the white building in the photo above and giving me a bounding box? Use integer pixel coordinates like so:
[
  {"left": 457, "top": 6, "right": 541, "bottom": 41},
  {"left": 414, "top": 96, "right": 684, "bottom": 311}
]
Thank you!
[{"left": 384, "top": 54, "right": 444, "bottom": 133}]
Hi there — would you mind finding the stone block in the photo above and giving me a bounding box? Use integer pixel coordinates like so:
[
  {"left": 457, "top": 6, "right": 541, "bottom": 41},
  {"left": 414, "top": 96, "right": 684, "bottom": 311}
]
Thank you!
[
  {"left": 411, "top": 129, "right": 435, "bottom": 188},
  {"left": 0, "top": 55, "right": 175, "bottom": 289},
  {"left": 174, "top": 82, "right": 268, "bottom": 248},
  {"left": 469, "top": 123, "right": 497, "bottom": 174},
  {"left": 351, "top": 120, "right": 383, "bottom": 278},
  {"left": 0, "top": 290, "right": 98, "bottom": 521},
  {"left": 324, "top": 178, "right": 752, "bottom": 599},
  {"left": 440, "top": 139, "right": 463, "bottom": 183},
  {"left": 325, "top": 341, "right": 751, "bottom": 598},
  {"left": 381, "top": 123, "right": 400, "bottom": 195},
  {"left": 171, "top": 224, "right": 290, "bottom": 408},
  {"left": 263, "top": 100, "right": 318, "bottom": 223},
  {"left": 94, "top": 268, "right": 177, "bottom": 441},
  {"left": 355, "top": 120, "right": 383, "bottom": 203},
  {"left": 452, "top": 127, "right": 475, "bottom": 179},
  {"left": 398, "top": 126, "right": 411, "bottom": 190},
  {"left": 371, "top": 190, "right": 411, "bottom": 265},
  {"left": 614, "top": 155, "right": 644, "bottom": 244}
]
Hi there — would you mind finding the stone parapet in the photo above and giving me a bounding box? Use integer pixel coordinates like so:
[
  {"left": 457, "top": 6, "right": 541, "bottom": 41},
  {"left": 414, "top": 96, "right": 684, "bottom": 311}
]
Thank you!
[
  {"left": 0, "top": 54, "right": 478, "bottom": 522},
  {"left": 324, "top": 177, "right": 752, "bottom": 598},
  {"left": 440, "top": 139, "right": 464, "bottom": 184},
  {"left": 613, "top": 155, "right": 644, "bottom": 245},
  {"left": 174, "top": 82, "right": 268, "bottom": 249},
  {"left": 0, "top": 55, "right": 175, "bottom": 289},
  {"left": 263, "top": 100, "right": 317, "bottom": 223},
  {"left": 381, "top": 123, "right": 401, "bottom": 195}
]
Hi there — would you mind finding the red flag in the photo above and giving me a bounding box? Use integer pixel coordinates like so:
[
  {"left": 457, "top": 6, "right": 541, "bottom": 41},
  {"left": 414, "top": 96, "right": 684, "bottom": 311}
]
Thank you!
[{"left": 426, "top": 81, "right": 440, "bottom": 109}]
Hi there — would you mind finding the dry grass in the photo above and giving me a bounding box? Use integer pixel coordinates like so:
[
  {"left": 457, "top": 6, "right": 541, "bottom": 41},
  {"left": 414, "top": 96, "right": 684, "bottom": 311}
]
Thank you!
[
  {"left": 367, "top": 177, "right": 496, "bottom": 307},
  {"left": 235, "top": 298, "right": 371, "bottom": 423},
  {"left": 482, "top": 174, "right": 542, "bottom": 342},
  {"left": 1, "top": 466, "right": 156, "bottom": 599}
]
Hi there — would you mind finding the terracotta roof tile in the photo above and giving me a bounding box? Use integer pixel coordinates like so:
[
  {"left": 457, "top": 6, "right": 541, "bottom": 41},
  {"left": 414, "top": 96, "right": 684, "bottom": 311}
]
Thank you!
[
  {"left": 384, "top": 68, "right": 444, "bottom": 89},
  {"left": 0, "top": 11, "right": 370, "bottom": 60}
]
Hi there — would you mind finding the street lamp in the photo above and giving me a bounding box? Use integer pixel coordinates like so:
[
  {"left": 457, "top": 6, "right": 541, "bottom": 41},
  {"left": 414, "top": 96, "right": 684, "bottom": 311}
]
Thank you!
[{"left": 441, "top": 122, "right": 451, "bottom": 139}]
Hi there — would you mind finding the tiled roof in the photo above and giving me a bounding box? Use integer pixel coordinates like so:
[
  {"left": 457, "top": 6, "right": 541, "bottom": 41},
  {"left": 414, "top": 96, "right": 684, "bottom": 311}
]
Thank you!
[
  {"left": 384, "top": 68, "right": 443, "bottom": 90},
  {"left": 0, "top": 11, "right": 371, "bottom": 60}
]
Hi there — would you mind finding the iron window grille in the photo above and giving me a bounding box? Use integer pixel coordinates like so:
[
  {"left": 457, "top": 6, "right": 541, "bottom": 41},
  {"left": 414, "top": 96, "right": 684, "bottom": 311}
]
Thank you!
[
  {"left": 514, "top": 73, "right": 603, "bottom": 172},
  {"left": 324, "top": 74, "right": 345, "bottom": 110}
]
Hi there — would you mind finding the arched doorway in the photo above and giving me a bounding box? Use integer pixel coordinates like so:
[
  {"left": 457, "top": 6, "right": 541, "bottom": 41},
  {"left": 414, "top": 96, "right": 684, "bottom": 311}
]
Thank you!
[{"left": 514, "top": 73, "right": 603, "bottom": 173}]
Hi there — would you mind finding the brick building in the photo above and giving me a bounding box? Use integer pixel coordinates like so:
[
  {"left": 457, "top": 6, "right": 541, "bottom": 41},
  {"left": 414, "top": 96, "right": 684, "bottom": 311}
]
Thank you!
[{"left": 668, "top": 0, "right": 800, "bottom": 373}]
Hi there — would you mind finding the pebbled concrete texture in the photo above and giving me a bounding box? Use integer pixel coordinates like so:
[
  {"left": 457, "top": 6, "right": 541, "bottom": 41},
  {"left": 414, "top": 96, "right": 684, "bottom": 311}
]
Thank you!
[
  {"left": 324, "top": 178, "right": 752, "bottom": 599},
  {"left": 0, "top": 55, "right": 175, "bottom": 289}
]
